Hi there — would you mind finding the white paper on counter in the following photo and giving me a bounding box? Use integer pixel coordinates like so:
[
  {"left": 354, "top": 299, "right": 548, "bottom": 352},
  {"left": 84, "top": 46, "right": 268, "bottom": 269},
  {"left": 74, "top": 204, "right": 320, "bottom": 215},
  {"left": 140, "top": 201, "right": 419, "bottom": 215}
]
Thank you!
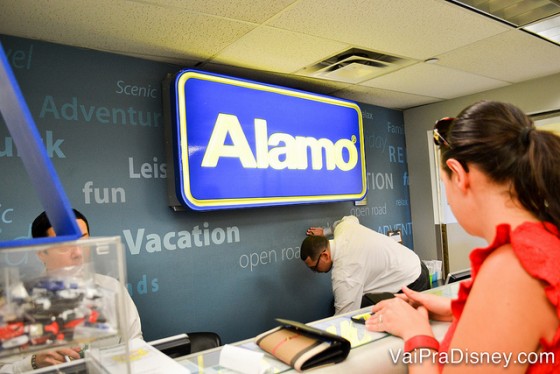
[
  {"left": 89, "top": 338, "right": 191, "bottom": 373},
  {"left": 219, "top": 344, "right": 271, "bottom": 374}
]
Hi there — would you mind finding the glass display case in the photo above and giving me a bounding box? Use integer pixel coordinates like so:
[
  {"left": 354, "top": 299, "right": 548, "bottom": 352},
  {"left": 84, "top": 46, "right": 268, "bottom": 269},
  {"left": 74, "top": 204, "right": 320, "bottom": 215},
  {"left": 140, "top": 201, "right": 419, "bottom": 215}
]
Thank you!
[{"left": 0, "top": 236, "right": 132, "bottom": 373}]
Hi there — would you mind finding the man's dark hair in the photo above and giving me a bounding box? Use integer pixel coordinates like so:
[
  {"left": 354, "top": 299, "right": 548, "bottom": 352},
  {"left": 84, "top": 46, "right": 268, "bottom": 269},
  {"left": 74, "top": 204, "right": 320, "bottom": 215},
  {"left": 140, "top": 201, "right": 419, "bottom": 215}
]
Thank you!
[
  {"left": 31, "top": 209, "right": 90, "bottom": 238},
  {"left": 300, "top": 235, "right": 328, "bottom": 262}
]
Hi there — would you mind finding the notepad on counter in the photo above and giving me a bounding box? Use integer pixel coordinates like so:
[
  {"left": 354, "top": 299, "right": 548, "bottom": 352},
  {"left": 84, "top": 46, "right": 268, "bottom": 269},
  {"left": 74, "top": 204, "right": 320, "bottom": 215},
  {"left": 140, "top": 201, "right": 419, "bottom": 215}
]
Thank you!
[{"left": 87, "top": 338, "right": 191, "bottom": 373}]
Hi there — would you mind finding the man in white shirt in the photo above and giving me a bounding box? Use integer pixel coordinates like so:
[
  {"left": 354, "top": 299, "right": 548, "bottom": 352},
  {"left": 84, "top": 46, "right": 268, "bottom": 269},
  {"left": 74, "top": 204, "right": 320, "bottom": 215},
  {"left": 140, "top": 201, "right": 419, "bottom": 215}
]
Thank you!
[
  {"left": 0, "top": 210, "right": 142, "bottom": 372},
  {"left": 301, "top": 215, "right": 430, "bottom": 315}
]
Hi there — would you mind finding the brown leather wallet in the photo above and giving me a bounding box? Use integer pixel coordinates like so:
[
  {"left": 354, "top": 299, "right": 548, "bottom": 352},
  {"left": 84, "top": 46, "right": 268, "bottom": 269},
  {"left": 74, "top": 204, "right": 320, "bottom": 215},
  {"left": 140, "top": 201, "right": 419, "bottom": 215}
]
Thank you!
[{"left": 256, "top": 318, "right": 351, "bottom": 372}]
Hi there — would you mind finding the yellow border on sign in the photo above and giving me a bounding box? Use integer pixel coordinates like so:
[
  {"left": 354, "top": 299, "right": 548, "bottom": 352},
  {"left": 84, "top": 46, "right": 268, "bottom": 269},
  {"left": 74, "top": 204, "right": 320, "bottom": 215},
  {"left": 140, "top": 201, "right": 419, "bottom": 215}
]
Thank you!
[{"left": 175, "top": 71, "right": 367, "bottom": 209}]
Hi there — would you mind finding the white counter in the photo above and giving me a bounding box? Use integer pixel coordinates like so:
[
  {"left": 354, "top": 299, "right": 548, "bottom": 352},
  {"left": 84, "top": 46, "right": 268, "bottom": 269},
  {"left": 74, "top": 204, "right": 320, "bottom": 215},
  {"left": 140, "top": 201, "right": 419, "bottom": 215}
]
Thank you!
[{"left": 177, "top": 283, "right": 459, "bottom": 373}]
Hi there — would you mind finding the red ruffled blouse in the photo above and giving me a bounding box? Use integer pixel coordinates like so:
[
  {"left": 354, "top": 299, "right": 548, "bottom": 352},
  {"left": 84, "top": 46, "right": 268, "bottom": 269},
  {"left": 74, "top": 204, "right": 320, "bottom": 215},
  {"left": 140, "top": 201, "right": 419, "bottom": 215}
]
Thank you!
[{"left": 439, "top": 222, "right": 560, "bottom": 373}]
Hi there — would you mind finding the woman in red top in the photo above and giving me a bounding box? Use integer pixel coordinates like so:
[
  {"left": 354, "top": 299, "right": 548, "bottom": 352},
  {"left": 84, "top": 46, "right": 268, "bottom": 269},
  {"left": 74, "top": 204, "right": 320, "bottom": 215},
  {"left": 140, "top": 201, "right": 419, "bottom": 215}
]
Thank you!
[{"left": 366, "top": 100, "right": 560, "bottom": 373}]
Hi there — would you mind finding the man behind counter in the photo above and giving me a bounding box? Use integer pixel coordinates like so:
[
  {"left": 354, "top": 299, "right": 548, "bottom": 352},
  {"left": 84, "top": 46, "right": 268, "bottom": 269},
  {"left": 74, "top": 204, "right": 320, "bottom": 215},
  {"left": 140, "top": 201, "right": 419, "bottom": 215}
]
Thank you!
[{"left": 301, "top": 215, "right": 430, "bottom": 315}]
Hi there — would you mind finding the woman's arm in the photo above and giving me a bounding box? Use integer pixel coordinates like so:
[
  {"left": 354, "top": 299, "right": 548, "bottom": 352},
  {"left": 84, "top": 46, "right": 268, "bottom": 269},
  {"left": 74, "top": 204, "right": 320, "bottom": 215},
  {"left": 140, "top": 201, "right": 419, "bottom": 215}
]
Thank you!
[
  {"left": 442, "top": 244, "right": 557, "bottom": 373},
  {"left": 366, "top": 244, "right": 557, "bottom": 373}
]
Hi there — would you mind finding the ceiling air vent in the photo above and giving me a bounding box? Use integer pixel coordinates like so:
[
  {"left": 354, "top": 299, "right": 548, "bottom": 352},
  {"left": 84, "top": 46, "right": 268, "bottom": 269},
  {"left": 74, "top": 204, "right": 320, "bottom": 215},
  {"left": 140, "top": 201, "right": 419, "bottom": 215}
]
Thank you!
[{"left": 297, "top": 48, "right": 414, "bottom": 84}]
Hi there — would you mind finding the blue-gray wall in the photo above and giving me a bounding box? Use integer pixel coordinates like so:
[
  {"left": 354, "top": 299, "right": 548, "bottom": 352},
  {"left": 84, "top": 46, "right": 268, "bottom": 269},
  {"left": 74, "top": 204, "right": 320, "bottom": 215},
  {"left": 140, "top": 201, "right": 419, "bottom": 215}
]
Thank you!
[{"left": 0, "top": 35, "right": 412, "bottom": 343}]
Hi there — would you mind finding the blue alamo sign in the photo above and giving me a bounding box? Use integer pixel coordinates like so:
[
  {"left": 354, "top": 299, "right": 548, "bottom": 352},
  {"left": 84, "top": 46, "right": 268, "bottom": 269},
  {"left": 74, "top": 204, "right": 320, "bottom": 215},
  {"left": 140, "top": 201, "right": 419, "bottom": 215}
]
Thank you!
[{"left": 164, "top": 70, "right": 367, "bottom": 211}]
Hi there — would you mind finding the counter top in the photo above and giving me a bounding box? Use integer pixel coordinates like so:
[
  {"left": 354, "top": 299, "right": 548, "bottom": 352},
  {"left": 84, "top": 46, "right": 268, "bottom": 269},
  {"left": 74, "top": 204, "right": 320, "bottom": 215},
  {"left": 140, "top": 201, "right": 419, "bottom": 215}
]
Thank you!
[{"left": 177, "top": 282, "right": 459, "bottom": 373}]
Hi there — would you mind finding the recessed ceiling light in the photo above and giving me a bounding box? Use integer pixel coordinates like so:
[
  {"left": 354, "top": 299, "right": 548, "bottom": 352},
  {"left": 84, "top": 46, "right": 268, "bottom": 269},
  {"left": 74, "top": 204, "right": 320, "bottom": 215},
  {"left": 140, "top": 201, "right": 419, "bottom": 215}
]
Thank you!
[
  {"left": 524, "top": 14, "right": 560, "bottom": 44},
  {"left": 450, "top": 0, "right": 560, "bottom": 27},
  {"left": 450, "top": 0, "right": 560, "bottom": 46}
]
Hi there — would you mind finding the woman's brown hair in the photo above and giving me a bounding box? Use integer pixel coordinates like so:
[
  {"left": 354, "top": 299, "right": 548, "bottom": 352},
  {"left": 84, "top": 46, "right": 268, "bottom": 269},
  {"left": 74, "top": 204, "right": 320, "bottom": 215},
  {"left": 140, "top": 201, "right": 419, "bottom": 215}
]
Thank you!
[{"left": 437, "top": 100, "right": 560, "bottom": 231}]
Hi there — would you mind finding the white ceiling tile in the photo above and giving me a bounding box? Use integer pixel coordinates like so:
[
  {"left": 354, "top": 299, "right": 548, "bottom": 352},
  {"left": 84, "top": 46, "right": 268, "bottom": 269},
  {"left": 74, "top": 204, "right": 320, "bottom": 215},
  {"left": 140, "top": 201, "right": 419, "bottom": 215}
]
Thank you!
[
  {"left": 3, "top": 0, "right": 560, "bottom": 109},
  {"left": 0, "top": 0, "right": 256, "bottom": 61},
  {"left": 117, "top": 8, "right": 255, "bottom": 61},
  {"left": 437, "top": 29, "right": 560, "bottom": 83},
  {"left": 362, "top": 63, "right": 510, "bottom": 99},
  {"left": 200, "top": 62, "right": 353, "bottom": 95},
  {"left": 128, "top": 0, "right": 298, "bottom": 24},
  {"left": 211, "top": 26, "right": 349, "bottom": 73},
  {"left": 334, "top": 85, "right": 443, "bottom": 110},
  {"left": 268, "top": 0, "right": 511, "bottom": 59}
]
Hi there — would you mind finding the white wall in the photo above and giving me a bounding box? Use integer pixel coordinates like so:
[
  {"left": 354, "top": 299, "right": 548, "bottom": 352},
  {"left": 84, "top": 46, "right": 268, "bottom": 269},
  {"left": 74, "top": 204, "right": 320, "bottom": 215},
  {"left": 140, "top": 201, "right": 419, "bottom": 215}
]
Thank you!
[{"left": 404, "top": 72, "right": 560, "bottom": 269}]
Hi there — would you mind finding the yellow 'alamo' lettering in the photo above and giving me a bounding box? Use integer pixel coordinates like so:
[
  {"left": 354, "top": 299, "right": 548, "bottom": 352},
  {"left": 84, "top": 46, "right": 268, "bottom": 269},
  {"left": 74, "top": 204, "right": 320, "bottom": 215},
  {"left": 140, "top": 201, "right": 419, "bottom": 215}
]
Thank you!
[{"left": 201, "top": 114, "right": 358, "bottom": 171}]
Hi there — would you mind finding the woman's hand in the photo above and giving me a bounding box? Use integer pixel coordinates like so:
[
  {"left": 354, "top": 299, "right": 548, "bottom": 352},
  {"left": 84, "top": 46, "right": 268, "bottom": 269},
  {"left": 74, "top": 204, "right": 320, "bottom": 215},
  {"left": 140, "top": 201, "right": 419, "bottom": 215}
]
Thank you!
[
  {"left": 397, "top": 286, "right": 453, "bottom": 322},
  {"left": 366, "top": 297, "right": 433, "bottom": 340},
  {"left": 35, "top": 346, "right": 82, "bottom": 368},
  {"left": 306, "top": 227, "right": 324, "bottom": 236}
]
